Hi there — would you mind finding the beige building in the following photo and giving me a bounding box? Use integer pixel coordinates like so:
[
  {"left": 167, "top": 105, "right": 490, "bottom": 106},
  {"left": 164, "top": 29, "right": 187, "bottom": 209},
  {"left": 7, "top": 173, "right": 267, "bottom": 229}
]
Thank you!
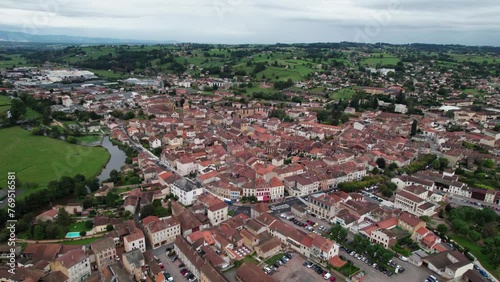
[
  {"left": 122, "top": 249, "right": 145, "bottom": 281},
  {"left": 50, "top": 249, "right": 91, "bottom": 282},
  {"left": 123, "top": 229, "right": 146, "bottom": 253},
  {"left": 145, "top": 217, "right": 181, "bottom": 249},
  {"left": 394, "top": 190, "right": 435, "bottom": 217},
  {"left": 254, "top": 237, "right": 282, "bottom": 259},
  {"left": 307, "top": 192, "right": 341, "bottom": 220},
  {"left": 207, "top": 202, "right": 229, "bottom": 226},
  {"left": 90, "top": 237, "right": 116, "bottom": 271}
]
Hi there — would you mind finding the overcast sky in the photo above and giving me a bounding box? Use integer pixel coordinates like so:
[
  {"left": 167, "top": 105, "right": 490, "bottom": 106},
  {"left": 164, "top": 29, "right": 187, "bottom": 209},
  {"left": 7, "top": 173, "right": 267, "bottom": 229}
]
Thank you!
[{"left": 0, "top": 0, "right": 499, "bottom": 45}]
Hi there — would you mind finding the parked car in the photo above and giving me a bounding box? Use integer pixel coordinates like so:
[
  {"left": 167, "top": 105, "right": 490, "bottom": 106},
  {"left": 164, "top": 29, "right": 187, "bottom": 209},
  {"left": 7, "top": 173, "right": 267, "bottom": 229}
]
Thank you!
[
  {"left": 178, "top": 263, "right": 185, "bottom": 268},
  {"left": 171, "top": 255, "right": 178, "bottom": 262},
  {"left": 330, "top": 277, "right": 336, "bottom": 282},
  {"left": 323, "top": 273, "right": 331, "bottom": 280},
  {"left": 479, "top": 269, "right": 488, "bottom": 277}
]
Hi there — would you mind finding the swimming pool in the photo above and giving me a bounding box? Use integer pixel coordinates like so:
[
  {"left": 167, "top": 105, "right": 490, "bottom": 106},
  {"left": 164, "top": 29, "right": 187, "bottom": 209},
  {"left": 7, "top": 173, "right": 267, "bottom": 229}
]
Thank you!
[{"left": 65, "top": 232, "right": 81, "bottom": 239}]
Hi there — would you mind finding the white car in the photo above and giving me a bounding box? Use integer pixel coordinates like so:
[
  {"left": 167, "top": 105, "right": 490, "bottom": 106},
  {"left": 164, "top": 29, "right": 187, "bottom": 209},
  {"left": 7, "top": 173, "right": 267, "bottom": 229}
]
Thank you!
[{"left": 324, "top": 273, "right": 331, "bottom": 280}]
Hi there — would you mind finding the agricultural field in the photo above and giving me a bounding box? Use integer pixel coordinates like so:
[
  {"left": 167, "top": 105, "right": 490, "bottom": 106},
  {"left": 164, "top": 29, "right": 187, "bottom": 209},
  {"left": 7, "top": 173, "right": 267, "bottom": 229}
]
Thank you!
[
  {"left": 0, "top": 127, "right": 109, "bottom": 192},
  {"left": 449, "top": 53, "right": 498, "bottom": 64},
  {"left": 0, "top": 54, "right": 29, "bottom": 68},
  {"left": 361, "top": 54, "right": 400, "bottom": 66}
]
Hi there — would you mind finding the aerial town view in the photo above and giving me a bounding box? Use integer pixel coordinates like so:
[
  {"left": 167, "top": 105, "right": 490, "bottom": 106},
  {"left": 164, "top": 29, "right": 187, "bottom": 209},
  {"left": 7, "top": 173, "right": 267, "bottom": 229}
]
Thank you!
[{"left": 0, "top": 1, "right": 499, "bottom": 282}]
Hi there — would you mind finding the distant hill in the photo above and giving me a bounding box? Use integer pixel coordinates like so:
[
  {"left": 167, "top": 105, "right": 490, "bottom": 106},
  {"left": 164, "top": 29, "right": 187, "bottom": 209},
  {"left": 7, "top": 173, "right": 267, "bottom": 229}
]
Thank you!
[{"left": 0, "top": 30, "right": 177, "bottom": 44}]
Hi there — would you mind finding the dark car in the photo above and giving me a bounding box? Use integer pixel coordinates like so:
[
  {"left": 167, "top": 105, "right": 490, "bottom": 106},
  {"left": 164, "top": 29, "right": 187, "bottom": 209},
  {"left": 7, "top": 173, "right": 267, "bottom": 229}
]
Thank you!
[
  {"left": 178, "top": 263, "right": 185, "bottom": 268},
  {"left": 316, "top": 268, "right": 324, "bottom": 275},
  {"left": 285, "top": 253, "right": 293, "bottom": 259},
  {"left": 274, "top": 263, "right": 280, "bottom": 268},
  {"left": 303, "top": 261, "right": 308, "bottom": 267},
  {"left": 387, "top": 271, "right": 393, "bottom": 277}
]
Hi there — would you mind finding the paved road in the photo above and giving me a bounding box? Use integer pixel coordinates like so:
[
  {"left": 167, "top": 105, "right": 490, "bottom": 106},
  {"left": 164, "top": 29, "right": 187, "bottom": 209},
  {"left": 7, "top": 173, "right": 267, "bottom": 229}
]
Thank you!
[
  {"left": 229, "top": 205, "right": 251, "bottom": 216},
  {"left": 427, "top": 137, "right": 443, "bottom": 158}
]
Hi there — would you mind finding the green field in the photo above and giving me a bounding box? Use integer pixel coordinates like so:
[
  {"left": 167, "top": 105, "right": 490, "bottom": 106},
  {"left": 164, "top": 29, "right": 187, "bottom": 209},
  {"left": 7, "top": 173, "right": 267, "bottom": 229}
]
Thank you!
[
  {"left": 75, "top": 135, "right": 102, "bottom": 143},
  {"left": 449, "top": 233, "right": 500, "bottom": 279},
  {"left": 68, "top": 221, "right": 93, "bottom": 232},
  {"left": 0, "top": 55, "right": 29, "bottom": 68},
  {"left": 361, "top": 55, "right": 400, "bottom": 66},
  {"left": 23, "top": 108, "right": 41, "bottom": 119},
  {"left": 449, "top": 54, "right": 498, "bottom": 64},
  {"left": 0, "top": 96, "right": 11, "bottom": 113},
  {"left": 0, "top": 127, "right": 109, "bottom": 191},
  {"left": 330, "top": 88, "right": 357, "bottom": 100}
]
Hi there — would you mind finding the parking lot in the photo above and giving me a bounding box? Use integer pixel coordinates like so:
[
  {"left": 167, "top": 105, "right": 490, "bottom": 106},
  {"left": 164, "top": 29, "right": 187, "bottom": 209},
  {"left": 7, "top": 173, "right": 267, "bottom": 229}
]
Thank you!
[
  {"left": 269, "top": 253, "right": 342, "bottom": 282},
  {"left": 152, "top": 244, "right": 193, "bottom": 282},
  {"left": 269, "top": 197, "right": 306, "bottom": 214},
  {"left": 339, "top": 249, "right": 435, "bottom": 282}
]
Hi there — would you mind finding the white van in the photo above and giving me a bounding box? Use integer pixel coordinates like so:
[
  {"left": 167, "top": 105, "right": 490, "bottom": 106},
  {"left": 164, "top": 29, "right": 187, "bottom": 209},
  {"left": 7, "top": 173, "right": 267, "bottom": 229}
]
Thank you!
[{"left": 400, "top": 256, "right": 409, "bottom": 262}]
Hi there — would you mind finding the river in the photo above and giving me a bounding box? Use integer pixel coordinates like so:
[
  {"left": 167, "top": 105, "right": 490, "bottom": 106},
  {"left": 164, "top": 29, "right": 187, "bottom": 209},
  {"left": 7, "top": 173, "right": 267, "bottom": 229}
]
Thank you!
[{"left": 98, "top": 136, "right": 127, "bottom": 183}]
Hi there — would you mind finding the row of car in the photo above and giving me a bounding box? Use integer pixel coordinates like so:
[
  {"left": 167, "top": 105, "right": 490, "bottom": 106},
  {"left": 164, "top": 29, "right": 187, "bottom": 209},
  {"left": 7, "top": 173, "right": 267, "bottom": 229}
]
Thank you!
[
  {"left": 164, "top": 247, "right": 197, "bottom": 282},
  {"left": 264, "top": 253, "right": 293, "bottom": 274},
  {"left": 341, "top": 246, "right": 395, "bottom": 277},
  {"left": 303, "top": 261, "right": 336, "bottom": 281}
]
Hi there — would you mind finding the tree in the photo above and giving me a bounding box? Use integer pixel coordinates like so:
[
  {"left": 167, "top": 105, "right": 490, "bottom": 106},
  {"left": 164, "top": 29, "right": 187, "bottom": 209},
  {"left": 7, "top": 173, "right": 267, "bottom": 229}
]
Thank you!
[
  {"left": 75, "top": 182, "right": 87, "bottom": 197},
  {"left": 140, "top": 204, "right": 156, "bottom": 219},
  {"left": 86, "top": 178, "right": 100, "bottom": 192},
  {"left": 469, "top": 230, "right": 481, "bottom": 242},
  {"left": 445, "top": 204, "right": 453, "bottom": 213},
  {"left": 451, "top": 219, "right": 468, "bottom": 235},
  {"left": 376, "top": 158, "right": 386, "bottom": 169},
  {"left": 82, "top": 198, "right": 94, "bottom": 209},
  {"left": 105, "top": 190, "right": 119, "bottom": 207},
  {"left": 56, "top": 208, "right": 72, "bottom": 227},
  {"left": 482, "top": 159, "right": 494, "bottom": 168},
  {"left": 34, "top": 224, "right": 45, "bottom": 240},
  {"left": 106, "top": 224, "right": 114, "bottom": 232},
  {"left": 432, "top": 159, "right": 441, "bottom": 170},
  {"left": 80, "top": 231, "right": 87, "bottom": 236},
  {"left": 482, "top": 236, "right": 500, "bottom": 267},
  {"left": 388, "top": 163, "right": 398, "bottom": 171},
  {"left": 9, "top": 99, "right": 27, "bottom": 122},
  {"left": 410, "top": 120, "right": 418, "bottom": 136},
  {"left": 437, "top": 224, "right": 448, "bottom": 234},
  {"left": 85, "top": 220, "right": 94, "bottom": 229},
  {"left": 438, "top": 209, "right": 444, "bottom": 218}
]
